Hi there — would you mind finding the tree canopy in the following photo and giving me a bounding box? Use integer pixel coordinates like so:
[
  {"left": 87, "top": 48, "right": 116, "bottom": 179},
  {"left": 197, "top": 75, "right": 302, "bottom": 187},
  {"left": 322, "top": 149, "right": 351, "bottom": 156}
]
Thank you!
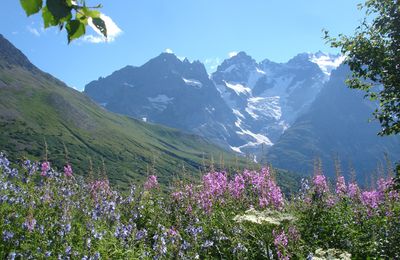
[
  {"left": 19, "top": 0, "right": 107, "bottom": 43},
  {"left": 325, "top": 0, "right": 400, "bottom": 136}
]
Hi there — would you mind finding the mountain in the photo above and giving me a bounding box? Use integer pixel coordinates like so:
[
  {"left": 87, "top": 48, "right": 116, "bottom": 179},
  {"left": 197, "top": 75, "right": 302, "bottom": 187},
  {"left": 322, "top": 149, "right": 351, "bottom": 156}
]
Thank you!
[
  {"left": 84, "top": 53, "right": 246, "bottom": 149},
  {"left": 211, "top": 51, "right": 340, "bottom": 152},
  {"left": 267, "top": 65, "right": 400, "bottom": 178},
  {"left": 0, "top": 34, "right": 243, "bottom": 187},
  {"left": 85, "top": 51, "right": 342, "bottom": 154}
]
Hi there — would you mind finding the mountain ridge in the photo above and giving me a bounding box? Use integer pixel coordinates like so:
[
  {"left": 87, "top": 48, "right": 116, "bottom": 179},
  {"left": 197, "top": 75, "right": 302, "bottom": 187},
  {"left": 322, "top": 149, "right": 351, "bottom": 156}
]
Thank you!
[
  {"left": 0, "top": 34, "right": 248, "bottom": 187},
  {"left": 84, "top": 50, "right": 399, "bottom": 176}
]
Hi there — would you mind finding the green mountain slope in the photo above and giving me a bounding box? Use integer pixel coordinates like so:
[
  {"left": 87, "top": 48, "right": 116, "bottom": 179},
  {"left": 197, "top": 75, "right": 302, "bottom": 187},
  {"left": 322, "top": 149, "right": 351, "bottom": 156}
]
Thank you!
[
  {"left": 0, "top": 34, "right": 244, "bottom": 187},
  {"left": 0, "top": 34, "right": 302, "bottom": 193}
]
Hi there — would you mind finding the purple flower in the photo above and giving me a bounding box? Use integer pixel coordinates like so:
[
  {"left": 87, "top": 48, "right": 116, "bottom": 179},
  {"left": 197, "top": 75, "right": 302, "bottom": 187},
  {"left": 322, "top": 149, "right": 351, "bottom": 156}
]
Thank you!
[
  {"left": 361, "top": 190, "right": 380, "bottom": 209},
  {"left": 8, "top": 252, "right": 16, "bottom": 260},
  {"left": 41, "top": 161, "right": 50, "bottom": 177},
  {"left": 313, "top": 174, "right": 328, "bottom": 195},
  {"left": 288, "top": 226, "right": 300, "bottom": 241},
  {"left": 377, "top": 177, "right": 396, "bottom": 200},
  {"left": 202, "top": 240, "right": 214, "bottom": 248},
  {"left": 348, "top": 182, "right": 360, "bottom": 199},
  {"left": 255, "top": 168, "right": 284, "bottom": 210},
  {"left": 335, "top": 176, "right": 347, "bottom": 196},
  {"left": 144, "top": 175, "right": 158, "bottom": 190},
  {"left": 228, "top": 174, "right": 245, "bottom": 199},
  {"left": 23, "top": 217, "right": 37, "bottom": 232},
  {"left": 273, "top": 229, "right": 289, "bottom": 260},
  {"left": 171, "top": 191, "right": 183, "bottom": 201},
  {"left": 65, "top": 246, "right": 72, "bottom": 255},
  {"left": 168, "top": 227, "right": 178, "bottom": 237},
  {"left": 326, "top": 196, "right": 337, "bottom": 207},
  {"left": 185, "top": 225, "right": 202, "bottom": 239},
  {"left": 64, "top": 164, "right": 73, "bottom": 177},
  {"left": 135, "top": 229, "right": 148, "bottom": 240},
  {"left": 202, "top": 171, "right": 228, "bottom": 197},
  {"left": 2, "top": 230, "right": 14, "bottom": 242}
]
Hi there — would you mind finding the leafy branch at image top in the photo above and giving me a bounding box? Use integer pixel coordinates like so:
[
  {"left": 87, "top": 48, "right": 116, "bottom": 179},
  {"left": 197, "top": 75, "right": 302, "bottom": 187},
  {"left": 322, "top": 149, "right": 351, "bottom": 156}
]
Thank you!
[{"left": 19, "top": 0, "right": 107, "bottom": 43}]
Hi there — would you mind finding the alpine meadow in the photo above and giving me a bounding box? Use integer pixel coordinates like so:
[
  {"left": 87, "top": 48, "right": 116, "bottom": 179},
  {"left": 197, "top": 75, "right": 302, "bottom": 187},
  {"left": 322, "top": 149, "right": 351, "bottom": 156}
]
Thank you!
[{"left": 0, "top": 0, "right": 399, "bottom": 259}]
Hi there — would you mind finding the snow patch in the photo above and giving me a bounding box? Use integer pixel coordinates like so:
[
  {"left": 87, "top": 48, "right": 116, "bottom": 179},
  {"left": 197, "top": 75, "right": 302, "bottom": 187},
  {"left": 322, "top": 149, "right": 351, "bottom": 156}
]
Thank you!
[
  {"left": 247, "top": 67, "right": 266, "bottom": 88},
  {"left": 182, "top": 78, "right": 203, "bottom": 88},
  {"left": 236, "top": 129, "right": 273, "bottom": 146},
  {"left": 148, "top": 94, "right": 174, "bottom": 103},
  {"left": 224, "top": 81, "right": 251, "bottom": 96},
  {"left": 147, "top": 94, "right": 174, "bottom": 111},
  {"left": 123, "top": 82, "right": 135, "bottom": 88},
  {"left": 222, "top": 65, "right": 237, "bottom": 74},
  {"left": 309, "top": 53, "right": 345, "bottom": 76},
  {"left": 246, "top": 96, "right": 282, "bottom": 121},
  {"left": 232, "top": 109, "right": 245, "bottom": 119},
  {"left": 230, "top": 146, "right": 243, "bottom": 153},
  {"left": 205, "top": 106, "right": 215, "bottom": 114}
]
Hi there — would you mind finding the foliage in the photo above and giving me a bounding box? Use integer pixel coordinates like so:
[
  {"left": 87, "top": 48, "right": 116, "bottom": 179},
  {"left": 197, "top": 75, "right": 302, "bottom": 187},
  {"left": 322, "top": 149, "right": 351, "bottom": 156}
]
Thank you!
[
  {"left": 19, "top": 0, "right": 107, "bottom": 43},
  {"left": 325, "top": 0, "right": 400, "bottom": 136},
  {"left": 0, "top": 152, "right": 399, "bottom": 259}
]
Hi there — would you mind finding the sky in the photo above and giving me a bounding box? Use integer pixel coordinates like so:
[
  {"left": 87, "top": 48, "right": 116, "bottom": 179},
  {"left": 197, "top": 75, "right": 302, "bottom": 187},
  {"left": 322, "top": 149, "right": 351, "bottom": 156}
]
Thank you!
[{"left": 0, "top": 0, "right": 363, "bottom": 91}]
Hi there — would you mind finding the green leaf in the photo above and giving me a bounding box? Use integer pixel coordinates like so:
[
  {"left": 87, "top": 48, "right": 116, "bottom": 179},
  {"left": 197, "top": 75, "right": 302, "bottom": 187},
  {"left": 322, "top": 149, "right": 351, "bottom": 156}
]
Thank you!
[
  {"left": 76, "top": 13, "right": 88, "bottom": 25},
  {"left": 20, "top": 0, "right": 43, "bottom": 16},
  {"left": 42, "top": 6, "right": 57, "bottom": 28},
  {"left": 82, "top": 7, "right": 100, "bottom": 19},
  {"left": 46, "top": 0, "right": 72, "bottom": 23},
  {"left": 66, "top": 20, "right": 85, "bottom": 43},
  {"left": 92, "top": 17, "right": 107, "bottom": 38}
]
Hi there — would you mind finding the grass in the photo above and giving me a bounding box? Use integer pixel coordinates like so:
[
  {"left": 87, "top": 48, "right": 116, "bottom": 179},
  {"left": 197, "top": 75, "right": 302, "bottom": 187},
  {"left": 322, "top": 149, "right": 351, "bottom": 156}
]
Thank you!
[{"left": 0, "top": 66, "right": 300, "bottom": 191}]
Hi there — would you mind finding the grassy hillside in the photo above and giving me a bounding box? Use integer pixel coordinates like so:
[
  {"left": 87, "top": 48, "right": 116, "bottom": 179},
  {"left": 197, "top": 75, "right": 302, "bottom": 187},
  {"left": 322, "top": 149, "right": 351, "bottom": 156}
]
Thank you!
[
  {"left": 0, "top": 64, "right": 243, "bottom": 187},
  {"left": 0, "top": 34, "right": 302, "bottom": 192}
]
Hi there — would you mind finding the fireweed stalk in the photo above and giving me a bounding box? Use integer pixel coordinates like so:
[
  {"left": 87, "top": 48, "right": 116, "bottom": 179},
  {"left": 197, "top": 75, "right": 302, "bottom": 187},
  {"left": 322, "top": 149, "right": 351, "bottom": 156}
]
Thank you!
[{"left": 0, "top": 153, "right": 399, "bottom": 259}]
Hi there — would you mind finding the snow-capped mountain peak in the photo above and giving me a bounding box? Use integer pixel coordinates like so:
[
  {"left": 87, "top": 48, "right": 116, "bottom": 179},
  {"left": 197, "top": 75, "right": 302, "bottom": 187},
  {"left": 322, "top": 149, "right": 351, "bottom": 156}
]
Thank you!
[{"left": 308, "top": 51, "right": 344, "bottom": 76}]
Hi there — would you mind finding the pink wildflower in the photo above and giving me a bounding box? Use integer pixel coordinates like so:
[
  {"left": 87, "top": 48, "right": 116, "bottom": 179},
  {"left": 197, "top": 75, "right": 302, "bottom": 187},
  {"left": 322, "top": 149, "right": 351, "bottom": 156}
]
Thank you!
[
  {"left": 377, "top": 177, "right": 395, "bottom": 200},
  {"left": 186, "top": 205, "right": 192, "bottom": 214},
  {"left": 202, "top": 171, "right": 228, "bottom": 197},
  {"left": 267, "top": 179, "right": 284, "bottom": 209},
  {"left": 326, "top": 195, "right": 337, "bottom": 207},
  {"left": 228, "top": 174, "right": 245, "bottom": 199},
  {"left": 144, "top": 175, "right": 158, "bottom": 190},
  {"left": 41, "top": 161, "right": 50, "bottom": 176},
  {"left": 168, "top": 227, "right": 178, "bottom": 237},
  {"left": 273, "top": 229, "right": 289, "bottom": 260},
  {"left": 23, "top": 217, "right": 36, "bottom": 232},
  {"left": 335, "top": 176, "right": 347, "bottom": 196},
  {"left": 259, "top": 196, "right": 269, "bottom": 208},
  {"left": 288, "top": 226, "right": 300, "bottom": 242},
  {"left": 171, "top": 191, "right": 183, "bottom": 201},
  {"left": 348, "top": 182, "right": 360, "bottom": 199},
  {"left": 64, "top": 164, "right": 73, "bottom": 177},
  {"left": 313, "top": 174, "right": 328, "bottom": 195},
  {"left": 361, "top": 190, "right": 380, "bottom": 209}
]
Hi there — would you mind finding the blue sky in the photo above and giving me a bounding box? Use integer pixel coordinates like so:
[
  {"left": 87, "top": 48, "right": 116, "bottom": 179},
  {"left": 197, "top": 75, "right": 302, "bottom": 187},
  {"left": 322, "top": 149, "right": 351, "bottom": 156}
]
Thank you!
[{"left": 1, "top": 0, "right": 363, "bottom": 90}]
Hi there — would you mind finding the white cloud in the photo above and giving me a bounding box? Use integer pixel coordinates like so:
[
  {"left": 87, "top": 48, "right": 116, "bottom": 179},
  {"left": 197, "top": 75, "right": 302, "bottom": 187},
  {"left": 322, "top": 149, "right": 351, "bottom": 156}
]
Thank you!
[
  {"left": 164, "top": 48, "right": 174, "bottom": 54},
  {"left": 228, "top": 51, "right": 238, "bottom": 58},
  {"left": 27, "top": 26, "right": 40, "bottom": 37},
  {"left": 83, "top": 14, "right": 122, "bottom": 43}
]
